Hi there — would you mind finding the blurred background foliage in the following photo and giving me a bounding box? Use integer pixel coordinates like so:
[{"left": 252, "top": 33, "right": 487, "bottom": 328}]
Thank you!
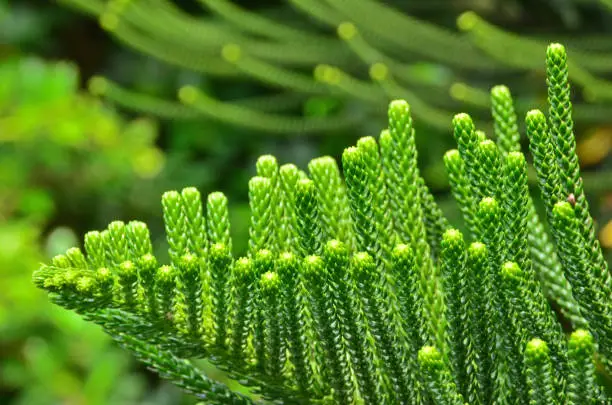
[{"left": 0, "top": 0, "right": 611, "bottom": 404}]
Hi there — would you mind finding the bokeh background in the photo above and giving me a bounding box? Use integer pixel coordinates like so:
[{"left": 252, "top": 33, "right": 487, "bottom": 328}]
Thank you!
[{"left": 1, "top": 0, "right": 611, "bottom": 404}]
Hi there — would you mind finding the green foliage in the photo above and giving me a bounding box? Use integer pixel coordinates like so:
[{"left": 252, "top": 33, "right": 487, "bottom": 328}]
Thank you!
[
  {"left": 0, "top": 56, "right": 172, "bottom": 405},
  {"left": 567, "top": 329, "right": 600, "bottom": 404},
  {"left": 0, "top": 57, "right": 163, "bottom": 188},
  {"left": 34, "top": 44, "right": 611, "bottom": 404},
  {"left": 56, "top": 0, "right": 612, "bottom": 133},
  {"left": 524, "top": 339, "right": 556, "bottom": 405},
  {"left": 39, "top": 0, "right": 612, "bottom": 216}
]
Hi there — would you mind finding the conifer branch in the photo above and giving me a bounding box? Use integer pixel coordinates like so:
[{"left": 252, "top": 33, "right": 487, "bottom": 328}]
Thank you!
[
  {"left": 567, "top": 330, "right": 600, "bottom": 404},
  {"left": 546, "top": 43, "right": 611, "bottom": 298},
  {"left": 33, "top": 42, "right": 612, "bottom": 405},
  {"left": 525, "top": 339, "right": 556, "bottom": 405},
  {"left": 490, "top": 85, "right": 520, "bottom": 157},
  {"left": 418, "top": 346, "right": 465, "bottom": 405}
]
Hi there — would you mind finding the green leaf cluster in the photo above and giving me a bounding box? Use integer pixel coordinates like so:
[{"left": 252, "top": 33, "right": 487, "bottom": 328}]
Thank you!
[
  {"left": 34, "top": 43, "right": 611, "bottom": 404},
  {"left": 0, "top": 56, "right": 164, "bottom": 220},
  {"left": 0, "top": 56, "right": 169, "bottom": 405}
]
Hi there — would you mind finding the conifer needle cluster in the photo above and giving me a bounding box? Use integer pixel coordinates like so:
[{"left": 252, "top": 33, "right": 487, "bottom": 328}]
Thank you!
[{"left": 33, "top": 43, "right": 610, "bottom": 404}]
